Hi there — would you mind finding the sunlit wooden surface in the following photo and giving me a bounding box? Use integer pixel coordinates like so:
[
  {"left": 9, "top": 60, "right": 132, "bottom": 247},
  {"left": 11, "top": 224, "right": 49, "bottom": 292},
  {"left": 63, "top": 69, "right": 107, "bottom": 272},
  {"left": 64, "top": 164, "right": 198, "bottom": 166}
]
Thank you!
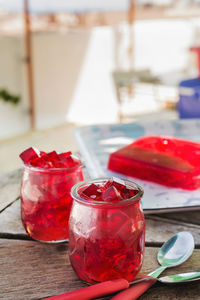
[{"left": 1, "top": 168, "right": 200, "bottom": 299}]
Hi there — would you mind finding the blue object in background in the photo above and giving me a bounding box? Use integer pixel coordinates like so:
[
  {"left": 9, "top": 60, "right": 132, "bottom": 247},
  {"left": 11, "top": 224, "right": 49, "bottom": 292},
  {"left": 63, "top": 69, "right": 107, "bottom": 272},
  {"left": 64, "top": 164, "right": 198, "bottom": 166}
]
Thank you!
[{"left": 178, "top": 78, "right": 200, "bottom": 118}]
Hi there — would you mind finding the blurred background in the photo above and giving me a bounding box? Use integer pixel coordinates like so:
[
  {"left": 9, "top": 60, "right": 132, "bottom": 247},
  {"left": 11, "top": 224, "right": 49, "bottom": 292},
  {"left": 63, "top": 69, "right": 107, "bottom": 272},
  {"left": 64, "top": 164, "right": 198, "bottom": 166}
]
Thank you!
[{"left": 1, "top": 0, "right": 200, "bottom": 173}]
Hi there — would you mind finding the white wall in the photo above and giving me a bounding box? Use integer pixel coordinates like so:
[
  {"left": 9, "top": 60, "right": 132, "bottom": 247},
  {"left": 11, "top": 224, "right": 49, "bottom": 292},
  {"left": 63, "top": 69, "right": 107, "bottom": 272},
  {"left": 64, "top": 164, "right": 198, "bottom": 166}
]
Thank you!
[
  {"left": 0, "top": 19, "right": 200, "bottom": 139},
  {"left": 67, "top": 27, "right": 118, "bottom": 124},
  {"left": 0, "top": 36, "right": 30, "bottom": 139},
  {"left": 0, "top": 30, "right": 91, "bottom": 138},
  {"left": 32, "top": 31, "right": 91, "bottom": 128},
  {"left": 0, "top": 28, "right": 118, "bottom": 139}
]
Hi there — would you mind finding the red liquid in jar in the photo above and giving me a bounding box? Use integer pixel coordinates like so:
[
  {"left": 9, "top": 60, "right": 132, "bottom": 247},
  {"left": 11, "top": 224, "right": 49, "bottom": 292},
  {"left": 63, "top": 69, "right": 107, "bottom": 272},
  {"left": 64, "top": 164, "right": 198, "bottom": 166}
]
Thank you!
[{"left": 69, "top": 178, "right": 145, "bottom": 283}]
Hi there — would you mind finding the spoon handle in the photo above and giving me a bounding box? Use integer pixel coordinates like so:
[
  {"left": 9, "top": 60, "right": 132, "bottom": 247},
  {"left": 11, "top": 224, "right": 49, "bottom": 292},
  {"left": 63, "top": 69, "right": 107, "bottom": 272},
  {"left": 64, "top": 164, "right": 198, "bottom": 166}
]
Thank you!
[
  {"left": 148, "top": 265, "right": 167, "bottom": 278},
  {"left": 110, "top": 266, "right": 167, "bottom": 299},
  {"left": 110, "top": 277, "right": 157, "bottom": 300}
]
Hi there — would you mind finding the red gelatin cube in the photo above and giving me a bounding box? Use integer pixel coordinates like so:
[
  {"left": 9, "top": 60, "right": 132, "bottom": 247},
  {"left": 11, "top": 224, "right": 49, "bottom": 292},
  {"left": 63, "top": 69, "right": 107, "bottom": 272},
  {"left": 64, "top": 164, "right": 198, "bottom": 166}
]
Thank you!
[
  {"left": 102, "top": 186, "right": 123, "bottom": 203},
  {"left": 19, "top": 147, "right": 40, "bottom": 164},
  {"left": 58, "top": 155, "right": 75, "bottom": 168},
  {"left": 65, "top": 156, "right": 80, "bottom": 168},
  {"left": 60, "top": 151, "right": 72, "bottom": 158},
  {"left": 104, "top": 177, "right": 138, "bottom": 200},
  {"left": 38, "top": 152, "right": 49, "bottom": 161},
  {"left": 121, "top": 188, "right": 138, "bottom": 200},
  {"left": 30, "top": 156, "right": 53, "bottom": 168},
  {"left": 80, "top": 183, "right": 102, "bottom": 200},
  {"left": 58, "top": 152, "right": 72, "bottom": 164},
  {"left": 40, "top": 151, "right": 47, "bottom": 156},
  {"left": 112, "top": 215, "right": 133, "bottom": 238},
  {"left": 53, "top": 161, "right": 66, "bottom": 168},
  {"left": 65, "top": 156, "right": 76, "bottom": 167},
  {"left": 47, "top": 151, "right": 59, "bottom": 162},
  {"left": 104, "top": 177, "right": 126, "bottom": 192},
  {"left": 44, "top": 162, "right": 54, "bottom": 168}
]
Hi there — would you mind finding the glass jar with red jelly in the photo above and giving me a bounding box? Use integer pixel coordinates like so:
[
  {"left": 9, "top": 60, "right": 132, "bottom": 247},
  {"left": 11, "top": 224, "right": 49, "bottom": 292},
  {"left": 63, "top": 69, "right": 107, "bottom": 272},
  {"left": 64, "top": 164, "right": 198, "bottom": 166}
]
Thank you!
[
  {"left": 20, "top": 148, "right": 84, "bottom": 243},
  {"left": 69, "top": 178, "right": 145, "bottom": 284}
]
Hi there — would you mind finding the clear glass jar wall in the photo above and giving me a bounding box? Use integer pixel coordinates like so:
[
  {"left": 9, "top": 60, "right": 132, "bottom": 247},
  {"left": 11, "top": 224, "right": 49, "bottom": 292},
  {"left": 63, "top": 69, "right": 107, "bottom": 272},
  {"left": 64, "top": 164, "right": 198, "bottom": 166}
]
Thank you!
[{"left": 69, "top": 178, "right": 145, "bottom": 283}]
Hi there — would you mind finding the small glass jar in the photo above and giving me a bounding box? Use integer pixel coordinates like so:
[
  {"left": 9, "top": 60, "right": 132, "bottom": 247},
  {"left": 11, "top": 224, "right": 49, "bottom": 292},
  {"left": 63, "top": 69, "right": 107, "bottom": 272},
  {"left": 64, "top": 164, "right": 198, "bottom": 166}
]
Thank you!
[
  {"left": 20, "top": 157, "right": 83, "bottom": 243},
  {"left": 69, "top": 178, "right": 145, "bottom": 284}
]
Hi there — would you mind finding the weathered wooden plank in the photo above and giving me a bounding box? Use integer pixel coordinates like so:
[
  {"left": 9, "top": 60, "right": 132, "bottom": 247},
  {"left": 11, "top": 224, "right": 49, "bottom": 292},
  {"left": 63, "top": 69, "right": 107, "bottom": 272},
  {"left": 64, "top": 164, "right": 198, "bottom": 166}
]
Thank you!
[
  {"left": 0, "top": 239, "right": 82, "bottom": 300},
  {"left": 0, "top": 239, "right": 200, "bottom": 300},
  {"left": 0, "top": 200, "right": 26, "bottom": 236},
  {"left": 139, "top": 281, "right": 200, "bottom": 300},
  {"left": 0, "top": 168, "right": 22, "bottom": 212},
  {"left": 156, "top": 211, "right": 200, "bottom": 226},
  {"left": 1, "top": 199, "right": 200, "bottom": 248},
  {"left": 145, "top": 216, "right": 200, "bottom": 247}
]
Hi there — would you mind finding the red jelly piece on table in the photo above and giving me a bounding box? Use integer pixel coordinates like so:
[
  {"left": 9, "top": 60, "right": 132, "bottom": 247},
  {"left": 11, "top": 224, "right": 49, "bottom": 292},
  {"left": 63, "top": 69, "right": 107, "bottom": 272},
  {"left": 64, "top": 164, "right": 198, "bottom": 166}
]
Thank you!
[
  {"left": 80, "top": 183, "right": 103, "bottom": 201},
  {"left": 102, "top": 186, "right": 123, "bottom": 203},
  {"left": 108, "top": 135, "right": 200, "bottom": 190},
  {"left": 19, "top": 147, "right": 40, "bottom": 164}
]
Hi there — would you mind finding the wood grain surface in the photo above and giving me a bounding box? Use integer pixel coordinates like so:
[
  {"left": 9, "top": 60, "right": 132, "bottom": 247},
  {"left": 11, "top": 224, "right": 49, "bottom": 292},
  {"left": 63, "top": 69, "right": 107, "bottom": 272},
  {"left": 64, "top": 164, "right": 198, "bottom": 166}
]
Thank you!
[
  {"left": 1, "top": 239, "right": 200, "bottom": 300},
  {"left": 1, "top": 198, "right": 200, "bottom": 247},
  {"left": 0, "top": 169, "right": 22, "bottom": 212},
  {"left": 1, "top": 169, "right": 200, "bottom": 299}
]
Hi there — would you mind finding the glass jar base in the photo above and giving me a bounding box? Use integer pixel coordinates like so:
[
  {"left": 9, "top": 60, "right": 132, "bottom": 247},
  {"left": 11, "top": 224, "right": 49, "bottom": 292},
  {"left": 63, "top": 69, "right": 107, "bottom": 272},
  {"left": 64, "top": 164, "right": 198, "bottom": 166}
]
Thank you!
[{"left": 31, "top": 237, "right": 69, "bottom": 243}]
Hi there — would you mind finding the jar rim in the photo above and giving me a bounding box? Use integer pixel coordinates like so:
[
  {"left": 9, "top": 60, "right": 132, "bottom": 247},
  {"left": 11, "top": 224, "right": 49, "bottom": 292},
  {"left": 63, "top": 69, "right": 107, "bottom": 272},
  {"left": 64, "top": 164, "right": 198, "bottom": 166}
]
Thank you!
[
  {"left": 71, "top": 177, "right": 144, "bottom": 207},
  {"left": 23, "top": 154, "right": 83, "bottom": 173}
]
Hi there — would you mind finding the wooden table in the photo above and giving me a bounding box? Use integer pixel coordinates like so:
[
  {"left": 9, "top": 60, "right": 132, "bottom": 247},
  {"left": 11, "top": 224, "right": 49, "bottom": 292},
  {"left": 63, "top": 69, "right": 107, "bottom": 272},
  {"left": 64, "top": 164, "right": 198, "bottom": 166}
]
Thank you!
[{"left": 1, "top": 169, "right": 200, "bottom": 300}]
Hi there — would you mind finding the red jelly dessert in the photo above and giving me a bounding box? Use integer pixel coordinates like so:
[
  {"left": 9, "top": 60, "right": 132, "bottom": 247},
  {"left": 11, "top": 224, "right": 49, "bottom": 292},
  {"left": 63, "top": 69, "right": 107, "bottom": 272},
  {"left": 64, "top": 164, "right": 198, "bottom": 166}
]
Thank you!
[
  {"left": 69, "top": 178, "right": 145, "bottom": 284},
  {"left": 108, "top": 136, "right": 200, "bottom": 190},
  {"left": 20, "top": 147, "right": 84, "bottom": 242}
]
